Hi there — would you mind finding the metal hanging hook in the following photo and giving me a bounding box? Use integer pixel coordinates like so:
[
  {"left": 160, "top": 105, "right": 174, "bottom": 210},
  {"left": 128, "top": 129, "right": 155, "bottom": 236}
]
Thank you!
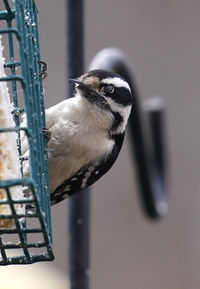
[{"left": 89, "top": 47, "right": 168, "bottom": 219}]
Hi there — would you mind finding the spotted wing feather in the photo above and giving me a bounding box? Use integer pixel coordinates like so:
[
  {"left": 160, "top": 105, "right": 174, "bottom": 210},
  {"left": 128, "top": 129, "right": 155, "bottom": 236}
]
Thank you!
[{"left": 50, "top": 133, "right": 124, "bottom": 205}]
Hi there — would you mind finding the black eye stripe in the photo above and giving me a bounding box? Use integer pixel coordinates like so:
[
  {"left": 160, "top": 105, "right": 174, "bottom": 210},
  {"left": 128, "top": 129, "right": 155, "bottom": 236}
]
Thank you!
[
  {"left": 81, "top": 81, "right": 132, "bottom": 109},
  {"left": 106, "top": 87, "right": 133, "bottom": 106}
]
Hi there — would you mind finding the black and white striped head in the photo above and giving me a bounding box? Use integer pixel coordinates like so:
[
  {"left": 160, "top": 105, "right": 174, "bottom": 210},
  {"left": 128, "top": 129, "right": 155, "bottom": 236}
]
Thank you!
[{"left": 69, "top": 69, "right": 133, "bottom": 134}]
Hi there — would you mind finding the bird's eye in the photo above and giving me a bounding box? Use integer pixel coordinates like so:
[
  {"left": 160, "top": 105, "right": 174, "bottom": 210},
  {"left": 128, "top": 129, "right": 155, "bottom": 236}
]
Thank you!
[{"left": 101, "top": 84, "right": 114, "bottom": 94}]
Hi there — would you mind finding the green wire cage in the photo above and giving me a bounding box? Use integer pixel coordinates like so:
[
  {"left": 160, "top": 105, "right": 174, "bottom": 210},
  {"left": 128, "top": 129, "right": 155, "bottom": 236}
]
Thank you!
[{"left": 0, "top": 0, "right": 54, "bottom": 264}]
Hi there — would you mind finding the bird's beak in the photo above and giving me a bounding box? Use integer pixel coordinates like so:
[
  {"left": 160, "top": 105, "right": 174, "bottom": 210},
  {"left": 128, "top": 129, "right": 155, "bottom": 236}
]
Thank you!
[{"left": 69, "top": 78, "right": 85, "bottom": 89}]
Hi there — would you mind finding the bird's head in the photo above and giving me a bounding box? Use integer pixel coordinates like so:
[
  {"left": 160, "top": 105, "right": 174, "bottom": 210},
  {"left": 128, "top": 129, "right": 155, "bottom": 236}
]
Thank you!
[{"left": 69, "top": 69, "right": 133, "bottom": 134}]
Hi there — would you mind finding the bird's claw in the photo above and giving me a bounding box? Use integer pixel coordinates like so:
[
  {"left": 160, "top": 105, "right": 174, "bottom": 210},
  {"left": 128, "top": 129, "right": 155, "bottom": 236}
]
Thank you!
[
  {"left": 42, "top": 127, "right": 52, "bottom": 142},
  {"left": 38, "top": 61, "right": 48, "bottom": 79}
]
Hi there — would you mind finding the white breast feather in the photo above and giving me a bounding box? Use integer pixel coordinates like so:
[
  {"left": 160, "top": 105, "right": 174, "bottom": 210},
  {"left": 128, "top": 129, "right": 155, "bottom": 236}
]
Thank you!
[
  {"left": 22, "top": 95, "right": 115, "bottom": 193},
  {"left": 47, "top": 96, "right": 114, "bottom": 192}
]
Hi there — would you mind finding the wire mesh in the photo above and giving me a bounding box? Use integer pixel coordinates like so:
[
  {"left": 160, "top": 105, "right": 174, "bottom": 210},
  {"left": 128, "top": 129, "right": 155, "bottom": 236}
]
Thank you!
[{"left": 0, "top": 0, "right": 54, "bottom": 264}]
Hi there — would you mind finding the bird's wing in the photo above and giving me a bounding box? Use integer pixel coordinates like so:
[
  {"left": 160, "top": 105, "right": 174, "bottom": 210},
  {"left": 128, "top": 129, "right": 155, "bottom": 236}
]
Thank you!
[{"left": 50, "top": 133, "right": 125, "bottom": 205}]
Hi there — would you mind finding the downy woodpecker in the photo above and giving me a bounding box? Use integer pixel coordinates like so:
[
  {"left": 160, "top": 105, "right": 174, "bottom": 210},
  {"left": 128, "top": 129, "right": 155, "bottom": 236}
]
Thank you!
[{"left": 22, "top": 70, "right": 133, "bottom": 205}]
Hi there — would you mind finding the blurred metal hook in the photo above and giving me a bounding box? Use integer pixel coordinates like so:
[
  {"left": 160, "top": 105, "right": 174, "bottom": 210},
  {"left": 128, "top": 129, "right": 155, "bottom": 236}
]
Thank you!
[{"left": 89, "top": 47, "right": 168, "bottom": 219}]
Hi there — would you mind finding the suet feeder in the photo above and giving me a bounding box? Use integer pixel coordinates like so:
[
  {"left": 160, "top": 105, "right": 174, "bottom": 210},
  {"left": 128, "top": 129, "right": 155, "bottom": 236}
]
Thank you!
[{"left": 0, "top": 0, "right": 54, "bottom": 264}]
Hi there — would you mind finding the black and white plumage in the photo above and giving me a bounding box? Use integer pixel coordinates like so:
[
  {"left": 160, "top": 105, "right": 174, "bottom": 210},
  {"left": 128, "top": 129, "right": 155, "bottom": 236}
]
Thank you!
[{"left": 22, "top": 70, "right": 133, "bottom": 205}]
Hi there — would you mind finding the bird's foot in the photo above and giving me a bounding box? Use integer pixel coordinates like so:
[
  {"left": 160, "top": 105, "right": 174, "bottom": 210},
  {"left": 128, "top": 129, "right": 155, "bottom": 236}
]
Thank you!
[
  {"left": 42, "top": 127, "right": 52, "bottom": 142},
  {"left": 38, "top": 61, "right": 48, "bottom": 79}
]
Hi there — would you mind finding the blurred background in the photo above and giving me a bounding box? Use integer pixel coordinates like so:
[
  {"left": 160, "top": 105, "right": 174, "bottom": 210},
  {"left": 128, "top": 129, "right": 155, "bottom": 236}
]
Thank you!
[{"left": 1, "top": 0, "right": 200, "bottom": 288}]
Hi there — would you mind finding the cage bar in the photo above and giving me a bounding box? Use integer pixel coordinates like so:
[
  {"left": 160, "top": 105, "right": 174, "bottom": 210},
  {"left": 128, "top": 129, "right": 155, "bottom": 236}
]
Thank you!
[{"left": 0, "top": 0, "right": 54, "bottom": 265}]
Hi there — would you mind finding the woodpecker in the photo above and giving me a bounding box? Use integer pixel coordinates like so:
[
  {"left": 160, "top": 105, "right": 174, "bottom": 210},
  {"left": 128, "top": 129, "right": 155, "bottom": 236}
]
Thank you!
[{"left": 22, "top": 70, "right": 133, "bottom": 205}]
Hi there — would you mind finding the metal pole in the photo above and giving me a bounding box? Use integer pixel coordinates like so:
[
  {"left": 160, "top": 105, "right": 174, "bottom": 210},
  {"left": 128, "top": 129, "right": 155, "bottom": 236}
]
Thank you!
[
  {"left": 66, "top": 1, "right": 90, "bottom": 289},
  {"left": 89, "top": 48, "right": 167, "bottom": 219}
]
